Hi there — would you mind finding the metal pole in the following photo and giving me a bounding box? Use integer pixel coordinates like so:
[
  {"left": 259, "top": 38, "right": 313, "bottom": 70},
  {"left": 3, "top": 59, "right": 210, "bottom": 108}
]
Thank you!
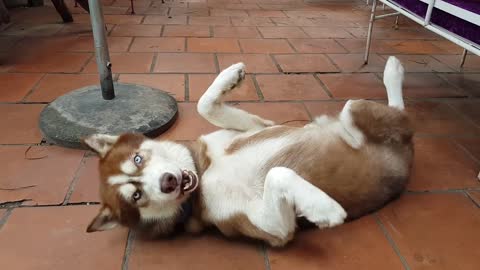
[
  {"left": 130, "top": 0, "right": 135, "bottom": 14},
  {"left": 88, "top": 0, "right": 115, "bottom": 100},
  {"left": 460, "top": 49, "right": 467, "bottom": 67},
  {"left": 364, "top": 0, "right": 377, "bottom": 64}
]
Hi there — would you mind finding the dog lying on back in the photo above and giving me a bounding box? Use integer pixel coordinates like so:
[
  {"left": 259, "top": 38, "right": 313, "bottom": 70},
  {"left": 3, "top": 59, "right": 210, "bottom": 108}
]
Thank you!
[{"left": 84, "top": 56, "right": 413, "bottom": 247}]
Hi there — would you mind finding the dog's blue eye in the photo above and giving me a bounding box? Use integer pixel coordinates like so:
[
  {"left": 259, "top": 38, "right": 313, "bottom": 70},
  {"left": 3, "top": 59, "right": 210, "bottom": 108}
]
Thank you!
[
  {"left": 132, "top": 190, "right": 142, "bottom": 201},
  {"left": 133, "top": 154, "right": 142, "bottom": 165}
]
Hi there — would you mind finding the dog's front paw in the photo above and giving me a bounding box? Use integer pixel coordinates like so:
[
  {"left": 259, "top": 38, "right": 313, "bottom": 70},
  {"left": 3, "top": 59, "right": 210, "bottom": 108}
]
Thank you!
[
  {"left": 215, "top": 62, "right": 246, "bottom": 92},
  {"left": 253, "top": 115, "right": 275, "bottom": 127}
]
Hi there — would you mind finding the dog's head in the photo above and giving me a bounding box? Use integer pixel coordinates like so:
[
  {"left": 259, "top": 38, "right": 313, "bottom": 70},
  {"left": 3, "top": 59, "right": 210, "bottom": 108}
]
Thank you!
[{"left": 83, "top": 133, "right": 198, "bottom": 236}]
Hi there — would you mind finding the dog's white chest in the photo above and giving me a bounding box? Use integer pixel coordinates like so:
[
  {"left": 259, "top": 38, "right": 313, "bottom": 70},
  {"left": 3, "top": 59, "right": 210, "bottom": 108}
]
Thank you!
[{"left": 198, "top": 129, "right": 294, "bottom": 222}]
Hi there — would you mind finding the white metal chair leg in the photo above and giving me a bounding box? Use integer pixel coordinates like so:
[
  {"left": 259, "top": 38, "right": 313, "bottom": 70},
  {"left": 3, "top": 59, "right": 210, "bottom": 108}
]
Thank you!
[
  {"left": 394, "top": 15, "right": 399, "bottom": 29},
  {"left": 460, "top": 49, "right": 467, "bottom": 67},
  {"left": 364, "top": 0, "right": 378, "bottom": 64}
]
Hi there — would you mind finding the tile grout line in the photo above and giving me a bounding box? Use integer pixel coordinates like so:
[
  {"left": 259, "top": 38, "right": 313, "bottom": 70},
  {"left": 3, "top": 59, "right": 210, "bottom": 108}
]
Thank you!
[
  {"left": 0, "top": 208, "right": 14, "bottom": 231},
  {"left": 121, "top": 230, "right": 136, "bottom": 270},
  {"left": 453, "top": 140, "right": 480, "bottom": 164},
  {"left": 209, "top": 25, "right": 214, "bottom": 38},
  {"left": 106, "top": 23, "right": 114, "bottom": 36},
  {"left": 150, "top": 52, "right": 158, "bottom": 73},
  {"left": 109, "top": 24, "right": 119, "bottom": 37},
  {"left": 430, "top": 54, "right": 458, "bottom": 72},
  {"left": 0, "top": 143, "right": 50, "bottom": 147},
  {"left": 333, "top": 38, "right": 350, "bottom": 53},
  {"left": 301, "top": 101, "right": 314, "bottom": 121},
  {"left": 252, "top": 25, "right": 262, "bottom": 38},
  {"left": 445, "top": 102, "right": 480, "bottom": 131},
  {"left": 3, "top": 98, "right": 480, "bottom": 107},
  {"left": 284, "top": 37, "right": 298, "bottom": 53},
  {"left": 17, "top": 202, "right": 101, "bottom": 208},
  {"left": 323, "top": 53, "right": 342, "bottom": 72},
  {"left": 405, "top": 189, "right": 475, "bottom": 194},
  {"left": 0, "top": 101, "right": 52, "bottom": 105},
  {"left": 284, "top": 38, "right": 298, "bottom": 53},
  {"left": 435, "top": 73, "right": 472, "bottom": 98},
  {"left": 79, "top": 53, "right": 95, "bottom": 73},
  {"left": 256, "top": 26, "right": 265, "bottom": 39},
  {"left": 251, "top": 74, "right": 265, "bottom": 101},
  {"left": 268, "top": 54, "right": 283, "bottom": 73},
  {"left": 5, "top": 69, "right": 477, "bottom": 75},
  {"left": 213, "top": 53, "right": 220, "bottom": 73},
  {"left": 127, "top": 36, "right": 136, "bottom": 52},
  {"left": 313, "top": 73, "right": 334, "bottom": 98},
  {"left": 372, "top": 72, "right": 384, "bottom": 81},
  {"left": 21, "top": 73, "right": 47, "bottom": 102},
  {"left": 159, "top": 25, "right": 165, "bottom": 37},
  {"left": 464, "top": 191, "right": 480, "bottom": 208},
  {"left": 237, "top": 39, "right": 244, "bottom": 53},
  {"left": 297, "top": 25, "right": 310, "bottom": 38},
  {"left": 374, "top": 214, "right": 412, "bottom": 270},
  {"left": 2, "top": 96, "right": 480, "bottom": 104},
  {"left": 184, "top": 74, "right": 190, "bottom": 102},
  {"left": 62, "top": 151, "right": 88, "bottom": 205}
]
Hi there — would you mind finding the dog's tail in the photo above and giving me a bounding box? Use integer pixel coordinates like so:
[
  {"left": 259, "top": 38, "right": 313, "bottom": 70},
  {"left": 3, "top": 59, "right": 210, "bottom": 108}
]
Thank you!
[{"left": 383, "top": 56, "right": 405, "bottom": 110}]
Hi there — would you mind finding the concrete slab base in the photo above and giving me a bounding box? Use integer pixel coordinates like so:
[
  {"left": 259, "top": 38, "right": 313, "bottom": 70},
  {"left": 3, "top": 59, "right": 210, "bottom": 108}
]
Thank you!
[{"left": 39, "top": 83, "right": 178, "bottom": 149}]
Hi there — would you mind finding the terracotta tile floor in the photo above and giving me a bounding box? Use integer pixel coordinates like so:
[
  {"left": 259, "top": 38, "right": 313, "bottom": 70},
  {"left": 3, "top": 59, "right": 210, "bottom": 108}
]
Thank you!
[{"left": 1, "top": 0, "right": 479, "bottom": 269}]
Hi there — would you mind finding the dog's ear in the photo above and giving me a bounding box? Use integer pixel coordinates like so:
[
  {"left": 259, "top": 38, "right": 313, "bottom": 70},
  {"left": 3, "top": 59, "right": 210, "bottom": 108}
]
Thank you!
[
  {"left": 83, "top": 134, "right": 119, "bottom": 158},
  {"left": 86, "top": 206, "right": 119, "bottom": 233}
]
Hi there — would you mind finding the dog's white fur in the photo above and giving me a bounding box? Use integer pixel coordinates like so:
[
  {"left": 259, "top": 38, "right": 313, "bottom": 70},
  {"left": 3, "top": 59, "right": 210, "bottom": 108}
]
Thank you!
[{"left": 85, "top": 56, "right": 410, "bottom": 246}]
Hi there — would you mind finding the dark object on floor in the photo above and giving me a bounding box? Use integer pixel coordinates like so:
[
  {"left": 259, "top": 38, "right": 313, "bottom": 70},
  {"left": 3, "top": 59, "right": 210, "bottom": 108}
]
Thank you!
[
  {"left": 0, "top": 0, "right": 10, "bottom": 24},
  {"left": 39, "top": 83, "right": 178, "bottom": 149},
  {"left": 51, "top": 0, "right": 73, "bottom": 22}
]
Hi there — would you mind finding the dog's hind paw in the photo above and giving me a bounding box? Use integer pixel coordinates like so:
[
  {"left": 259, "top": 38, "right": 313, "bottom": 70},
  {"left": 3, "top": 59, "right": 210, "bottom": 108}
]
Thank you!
[{"left": 383, "top": 56, "right": 404, "bottom": 86}]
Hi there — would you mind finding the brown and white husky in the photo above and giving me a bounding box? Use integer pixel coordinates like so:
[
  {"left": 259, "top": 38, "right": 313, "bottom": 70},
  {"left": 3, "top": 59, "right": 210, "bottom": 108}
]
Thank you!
[{"left": 84, "top": 56, "right": 413, "bottom": 247}]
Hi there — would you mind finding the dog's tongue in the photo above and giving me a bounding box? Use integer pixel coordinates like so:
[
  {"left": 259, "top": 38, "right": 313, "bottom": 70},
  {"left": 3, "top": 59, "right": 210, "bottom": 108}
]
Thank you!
[{"left": 181, "top": 170, "right": 198, "bottom": 193}]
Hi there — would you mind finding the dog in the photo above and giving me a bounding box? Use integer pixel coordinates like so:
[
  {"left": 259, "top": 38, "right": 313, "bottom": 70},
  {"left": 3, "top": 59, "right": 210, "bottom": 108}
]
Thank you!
[{"left": 83, "top": 56, "right": 413, "bottom": 247}]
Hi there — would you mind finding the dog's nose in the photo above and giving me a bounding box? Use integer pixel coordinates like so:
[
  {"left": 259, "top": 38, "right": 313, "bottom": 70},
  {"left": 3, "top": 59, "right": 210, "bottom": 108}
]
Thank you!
[{"left": 160, "top": 173, "right": 178, "bottom": 193}]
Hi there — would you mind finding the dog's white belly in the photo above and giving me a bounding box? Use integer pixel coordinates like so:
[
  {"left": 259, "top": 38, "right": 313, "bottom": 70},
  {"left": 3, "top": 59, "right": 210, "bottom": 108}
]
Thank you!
[{"left": 198, "top": 128, "right": 297, "bottom": 223}]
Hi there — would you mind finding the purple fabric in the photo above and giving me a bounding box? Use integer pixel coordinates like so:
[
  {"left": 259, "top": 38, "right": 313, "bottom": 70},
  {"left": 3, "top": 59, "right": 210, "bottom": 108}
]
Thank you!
[
  {"left": 389, "top": 0, "right": 480, "bottom": 45},
  {"left": 431, "top": 7, "right": 480, "bottom": 44},
  {"left": 442, "top": 0, "right": 480, "bottom": 14},
  {"left": 393, "top": 0, "right": 428, "bottom": 17}
]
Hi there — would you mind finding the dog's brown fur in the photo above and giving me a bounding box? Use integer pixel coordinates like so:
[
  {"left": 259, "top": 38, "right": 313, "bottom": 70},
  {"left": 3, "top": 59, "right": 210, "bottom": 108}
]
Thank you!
[{"left": 265, "top": 101, "right": 413, "bottom": 219}]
